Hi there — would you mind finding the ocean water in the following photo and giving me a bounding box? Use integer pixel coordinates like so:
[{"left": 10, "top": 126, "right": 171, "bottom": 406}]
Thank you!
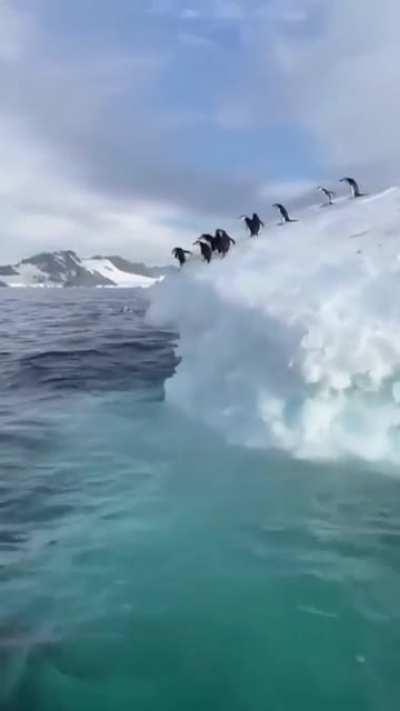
[{"left": 1, "top": 288, "right": 400, "bottom": 710}]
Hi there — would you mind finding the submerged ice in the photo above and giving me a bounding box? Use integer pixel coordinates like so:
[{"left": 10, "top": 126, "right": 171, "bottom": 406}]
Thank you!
[{"left": 149, "top": 188, "right": 400, "bottom": 463}]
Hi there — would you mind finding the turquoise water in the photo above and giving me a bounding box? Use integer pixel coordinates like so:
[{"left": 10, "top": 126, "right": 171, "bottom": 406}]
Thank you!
[{"left": 1, "top": 290, "right": 400, "bottom": 710}]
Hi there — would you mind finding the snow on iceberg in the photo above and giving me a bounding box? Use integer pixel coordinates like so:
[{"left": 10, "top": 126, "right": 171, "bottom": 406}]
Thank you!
[{"left": 148, "top": 188, "right": 400, "bottom": 464}]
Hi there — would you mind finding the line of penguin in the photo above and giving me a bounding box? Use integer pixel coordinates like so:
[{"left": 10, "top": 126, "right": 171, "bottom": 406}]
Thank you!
[{"left": 172, "top": 177, "right": 365, "bottom": 267}]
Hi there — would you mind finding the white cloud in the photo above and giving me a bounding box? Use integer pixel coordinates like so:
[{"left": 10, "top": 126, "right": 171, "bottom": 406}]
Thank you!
[
  {"left": 269, "top": 0, "right": 400, "bottom": 182},
  {"left": 209, "top": 0, "right": 400, "bottom": 186},
  {"left": 3, "top": 0, "right": 400, "bottom": 267},
  {"left": 0, "top": 2, "right": 195, "bottom": 265},
  {"left": 0, "top": 117, "right": 192, "bottom": 265}
]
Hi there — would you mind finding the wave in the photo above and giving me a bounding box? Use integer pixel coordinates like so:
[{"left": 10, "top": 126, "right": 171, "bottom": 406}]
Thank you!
[{"left": 148, "top": 188, "right": 400, "bottom": 464}]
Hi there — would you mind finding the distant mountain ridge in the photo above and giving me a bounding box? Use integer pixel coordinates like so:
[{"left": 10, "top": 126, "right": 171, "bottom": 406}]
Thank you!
[{"left": 0, "top": 251, "right": 174, "bottom": 288}]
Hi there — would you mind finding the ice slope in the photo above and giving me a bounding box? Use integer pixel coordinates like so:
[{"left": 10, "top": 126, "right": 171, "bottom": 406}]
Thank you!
[{"left": 149, "top": 188, "right": 400, "bottom": 464}]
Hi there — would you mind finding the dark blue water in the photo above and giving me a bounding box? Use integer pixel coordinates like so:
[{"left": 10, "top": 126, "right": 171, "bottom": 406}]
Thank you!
[{"left": 1, "top": 289, "right": 400, "bottom": 710}]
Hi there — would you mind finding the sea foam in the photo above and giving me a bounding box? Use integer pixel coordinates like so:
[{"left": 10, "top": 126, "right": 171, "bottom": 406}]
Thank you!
[{"left": 148, "top": 188, "right": 400, "bottom": 463}]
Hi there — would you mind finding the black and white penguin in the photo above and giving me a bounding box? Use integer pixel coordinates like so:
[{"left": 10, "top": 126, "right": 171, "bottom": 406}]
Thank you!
[
  {"left": 240, "top": 213, "right": 264, "bottom": 237},
  {"left": 199, "top": 233, "right": 219, "bottom": 252},
  {"left": 272, "top": 203, "right": 298, "bottom": 224},
  {"left": 339, "top": 177, "right": 365, "bottom": 199},
  {"left": 193, "top": 239, "right": 212, "bottom": 263},
  {"left": 172, "top": 247, "right": 191, "bottom": 267},
  {"left": 214, "top": 229, "right": 236, "bottom": 256},
  {"left": 317, "top": 186, "right": 335, "bottom": 206}
]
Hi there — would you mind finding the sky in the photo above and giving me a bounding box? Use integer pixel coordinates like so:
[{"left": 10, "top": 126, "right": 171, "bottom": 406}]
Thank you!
[{"left": 0, "top": 0, "right": 399, "bottom": 264}]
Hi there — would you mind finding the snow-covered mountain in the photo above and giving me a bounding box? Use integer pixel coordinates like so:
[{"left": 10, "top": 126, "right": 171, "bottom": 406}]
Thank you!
[{"left": 0, "top": 251, "right": 173, "bottom": 288}]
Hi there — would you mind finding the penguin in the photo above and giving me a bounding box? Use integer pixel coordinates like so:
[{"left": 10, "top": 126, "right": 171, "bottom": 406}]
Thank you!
[
  {"left": 172, "top": 247, "right": 191, "bottom": 267},
  {"left": 272, "top": 203, "right": 298, "bottom": 224},
  {"left": 240, "top": 213, "right": 264, "bottom": 237},
  {"left": 214, "top": 229, "right": 236, "bottom": 256},
  {"left": 193, "top": 239, "right": 212, "bottom": 263},
  {"left": 339, "top": 177, "right": 365, "bottom": 199},
  {"left": 317, "top": 186, "right": 335, "bottom": 206},
  {"left": 212, "top": 233, "right": 224, "bottom": 256},
  {"left": 199, "top": 233, "right": 219, "bottom": 252}
]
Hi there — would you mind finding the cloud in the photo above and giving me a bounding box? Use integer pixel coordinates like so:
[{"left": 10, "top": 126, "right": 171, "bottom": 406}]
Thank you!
[
  {"left": 2, "top": 0, "right": 399, "bottom": 266},
  {"left": 269, "top": 0, "right": 400, "bottom": 184},
  {"left": 0, "top": 1, "right": 255, "bottom": 262},
  {"left": 0, "top": 12, "right": 174, "bottom": 263},
  {"left": 209, "top": 0, "right": 400, "bottom": 187},
  {"left": 0, "top": 116, "right": 194, "bottom": 265}
]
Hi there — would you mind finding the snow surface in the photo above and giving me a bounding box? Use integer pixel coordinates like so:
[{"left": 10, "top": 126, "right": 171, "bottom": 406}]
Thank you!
[{"left": 149, "top": 187, "right": 400, "bottom": 465}]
